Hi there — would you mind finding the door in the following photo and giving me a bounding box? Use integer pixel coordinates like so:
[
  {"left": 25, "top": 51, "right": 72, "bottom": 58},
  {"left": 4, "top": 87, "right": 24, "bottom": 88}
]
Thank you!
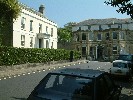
[{"left": 39, "top": 39, "right": 42, "bottom": 48}]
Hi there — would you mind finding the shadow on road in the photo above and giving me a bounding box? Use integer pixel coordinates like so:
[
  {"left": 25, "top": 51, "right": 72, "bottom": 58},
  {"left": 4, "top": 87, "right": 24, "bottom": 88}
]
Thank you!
[{"left": 11, "top": 97, "right": 27, "bottom": 100}]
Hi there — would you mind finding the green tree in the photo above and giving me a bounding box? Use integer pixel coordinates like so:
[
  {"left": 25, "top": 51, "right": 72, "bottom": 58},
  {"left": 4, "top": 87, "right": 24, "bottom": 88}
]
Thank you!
[
  {"left": 57, "top": 22, "right": 76, "bottom": 44},
  {"left": 0, "top": 0, "right": 21, "bottom": 24},
  {"left": 105, "top": 0, "right": 133, "bottom": 18},
  {"left": 0, "top": 0, "right": 21, "bottom": 46}
]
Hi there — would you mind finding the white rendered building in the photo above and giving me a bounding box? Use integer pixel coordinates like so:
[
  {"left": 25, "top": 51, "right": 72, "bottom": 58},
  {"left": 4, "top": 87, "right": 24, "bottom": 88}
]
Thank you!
[{"left": 13, "top": 3, "right": 57, "bottom": 49}]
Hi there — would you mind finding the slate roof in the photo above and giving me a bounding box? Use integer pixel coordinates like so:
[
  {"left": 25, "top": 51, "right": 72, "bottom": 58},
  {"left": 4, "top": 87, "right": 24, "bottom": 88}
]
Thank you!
[{"left": 76, "top": 18, "right": 133, "bottom": 26}]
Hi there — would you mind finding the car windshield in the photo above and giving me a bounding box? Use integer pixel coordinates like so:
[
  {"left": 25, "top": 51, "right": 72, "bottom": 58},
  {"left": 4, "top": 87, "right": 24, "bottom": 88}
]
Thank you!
[
  {"left": 34, "top": 73, "right": 93, "bottom": 100},
  {"left": 113, "top": 62, "right": 127, "bottom": 68},
  {"left": 118, "top": 55, "right": 132, "bottom": 61}
]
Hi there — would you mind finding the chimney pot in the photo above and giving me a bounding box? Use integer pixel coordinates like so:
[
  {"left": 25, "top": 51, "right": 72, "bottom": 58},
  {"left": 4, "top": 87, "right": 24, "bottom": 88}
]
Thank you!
[{"left": 39, "top": 5, "right": 45, "bottom": 14}]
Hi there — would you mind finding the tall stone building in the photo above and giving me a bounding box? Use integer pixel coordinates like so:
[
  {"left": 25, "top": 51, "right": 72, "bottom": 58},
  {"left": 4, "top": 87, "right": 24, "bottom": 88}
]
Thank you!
[{"left": 72, "top": 18, "right": 133, "bottom": 61}]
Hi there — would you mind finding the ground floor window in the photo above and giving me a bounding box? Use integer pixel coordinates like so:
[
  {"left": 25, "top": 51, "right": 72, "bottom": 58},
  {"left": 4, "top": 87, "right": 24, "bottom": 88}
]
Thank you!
[
  {"left": 113, "top": 46, "right": 118, "bottom": 54},
  {"left": 21, "top": 35, "right": 25, "bottom": 46},
  {"left": 82, "top": 47, "right": 86, "bottom": 57}
]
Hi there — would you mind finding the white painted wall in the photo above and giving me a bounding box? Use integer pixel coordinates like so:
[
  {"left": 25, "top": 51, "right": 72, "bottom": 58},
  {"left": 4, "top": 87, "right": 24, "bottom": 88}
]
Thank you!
[{"left": 13, "top": 7, "right": 57, "bottom": 49}]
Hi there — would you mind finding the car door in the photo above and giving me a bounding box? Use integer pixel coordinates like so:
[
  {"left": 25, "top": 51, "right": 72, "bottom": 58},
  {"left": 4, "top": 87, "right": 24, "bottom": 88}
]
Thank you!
[
  {"left": 96, "top": 74, "right": 121, "bottom": 100},
  {"left": 103, "top": 74, "right": 121, "bottom": 100}
]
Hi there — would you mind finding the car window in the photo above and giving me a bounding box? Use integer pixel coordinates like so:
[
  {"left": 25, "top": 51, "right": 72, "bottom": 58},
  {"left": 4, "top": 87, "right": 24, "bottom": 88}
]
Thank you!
[
  {"left": 113, "top": 62, "right": 127, "bottom": 68},
  {"left": 34, "top": 74, "right": 93, "bottom": 100},
  {"left": 118, "top": 55, "right": 132, "bottom": 61}
]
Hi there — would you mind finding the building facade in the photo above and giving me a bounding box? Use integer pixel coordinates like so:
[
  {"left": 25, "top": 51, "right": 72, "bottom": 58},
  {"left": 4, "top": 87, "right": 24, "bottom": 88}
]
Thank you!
[
  {"left": 1, "top": 3, "right": 57, "bottom": 49},
  {"left": 72, "top": 18, "right": 133, "bottom": 60}
]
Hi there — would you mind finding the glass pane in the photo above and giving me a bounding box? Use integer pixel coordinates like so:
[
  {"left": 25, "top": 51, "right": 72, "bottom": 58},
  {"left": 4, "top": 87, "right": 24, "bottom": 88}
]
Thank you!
[{"left": 35, "top": 74, "right": 93, "bottom": 100}]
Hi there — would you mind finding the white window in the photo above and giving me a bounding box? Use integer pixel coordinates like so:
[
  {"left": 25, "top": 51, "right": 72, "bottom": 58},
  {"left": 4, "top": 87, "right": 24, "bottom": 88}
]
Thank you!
[
  {"left": 119, "top": 32, "right": 125, "bottom": 40},
  {"left": 113, "top": 46, "right": 118, "bottom": 54},
  {"left": 21, "top": 35, "right": 25, "bottom": 46},
  {"left": 89, "top": 32, "right": 94, "bottom": 41},
  {"left": 97, "top": 33, "right": 102, "bottom": 40},
  {"left": 39, "top": 24, "right": 42, "bottom": 33},
  {"left": 30, "top": 37, "right": 33, "bottom": 47},
  {"left": 51, "top": 42, "right": 53, "bottom": 49},
  {"left": 46, "top": 40, "right": 49, "bottom": 48},
  {"left": 46, "top": 26, "right": 48, "bottom": 33},
  {"left": 30, "top": 20, "right": 33, "bottom": 31},
  {"left": 51, "top": 28, "right": 53, "bottom": 37},
  {"left": 112, "top": 32, "right": 118, "bottom": 39},
  {"left": 21, "top": 17, "right": 26, "bottom": 29}
]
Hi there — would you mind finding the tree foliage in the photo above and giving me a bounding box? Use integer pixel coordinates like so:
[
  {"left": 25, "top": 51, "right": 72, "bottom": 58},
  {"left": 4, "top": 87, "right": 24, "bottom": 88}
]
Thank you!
[
  {"left": 0, "top": 0, "right": 21, "bottom": 23},
  {"left": 105, "top": 0, "right": 133, "bottom": 18},
  {"left": 57, "top": 22, "right": 76, "bottom": 43}
]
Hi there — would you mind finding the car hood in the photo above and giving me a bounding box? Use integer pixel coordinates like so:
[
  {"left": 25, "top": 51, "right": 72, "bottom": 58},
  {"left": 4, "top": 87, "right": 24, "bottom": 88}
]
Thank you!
[
  {"left": 28, "top": 92, "right": 90, "bottom": 100},
  {"left": 28, "top": 92, "right": 74, "bottom": 100}
]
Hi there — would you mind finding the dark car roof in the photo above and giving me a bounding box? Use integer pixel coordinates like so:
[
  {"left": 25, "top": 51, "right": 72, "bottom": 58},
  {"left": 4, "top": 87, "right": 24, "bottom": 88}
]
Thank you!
[{"left": 50, "top": 68, "right": 105, "bottom": 79}]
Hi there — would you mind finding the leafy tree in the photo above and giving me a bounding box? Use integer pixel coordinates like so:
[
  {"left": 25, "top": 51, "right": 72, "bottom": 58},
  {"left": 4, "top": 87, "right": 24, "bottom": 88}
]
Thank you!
[
  {"left": 57, "top": 22, "right": 76, "bottom": 43},
  {"left": 0, "top": 0, "right": 21, "bottom": 46},
  {"left": 0, "top": 0, "right": 21, "bottom": 25},
  {"left": 105, "top": 0, "right": 133, "bottom": 18}
]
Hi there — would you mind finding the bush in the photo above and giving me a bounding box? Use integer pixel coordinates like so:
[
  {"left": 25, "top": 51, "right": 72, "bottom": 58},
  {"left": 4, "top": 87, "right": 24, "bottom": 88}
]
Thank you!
[{"left": 0, "top": 46, "right": 81, "bottom": 66}]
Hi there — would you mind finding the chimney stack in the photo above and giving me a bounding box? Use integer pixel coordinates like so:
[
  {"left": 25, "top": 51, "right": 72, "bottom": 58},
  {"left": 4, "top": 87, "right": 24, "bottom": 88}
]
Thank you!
[{"left": 39, "top": 5, "right": 45, "bottom": 14}]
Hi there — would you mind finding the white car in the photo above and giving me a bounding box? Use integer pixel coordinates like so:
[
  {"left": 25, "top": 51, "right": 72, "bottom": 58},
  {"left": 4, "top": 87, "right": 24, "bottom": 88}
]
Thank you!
[{"left": 110, "top": 60, "right": 132, "bottom": 79}]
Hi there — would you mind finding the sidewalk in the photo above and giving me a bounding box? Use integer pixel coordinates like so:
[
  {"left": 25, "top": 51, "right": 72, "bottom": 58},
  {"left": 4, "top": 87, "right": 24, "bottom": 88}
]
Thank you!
[{"left": 0, "top": 60, "right": 86, "bottom": 79}]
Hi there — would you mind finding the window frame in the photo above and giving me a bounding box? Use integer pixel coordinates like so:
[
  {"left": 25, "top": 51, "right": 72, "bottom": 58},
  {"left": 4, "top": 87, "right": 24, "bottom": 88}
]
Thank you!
[
  {"left": 113, "top": 46, "right": 118, "bottom": 54},
  {"left": 30, "top": 20, "right": 33, "bottom": 31},
  {"left": 21, "top": 35, "right": 25, "bottom": 46},
  {"left": 89, "top": 32, "right": 94, "bottom": 41},
  {"left": 112, "top": 31, "right": 118, "bottom": 40},
  {"left": 97, "top": 33, "right": 102, "bottom": 41},
  {"left": 21, "top": 17, "right": 26, "bottom": 29}
]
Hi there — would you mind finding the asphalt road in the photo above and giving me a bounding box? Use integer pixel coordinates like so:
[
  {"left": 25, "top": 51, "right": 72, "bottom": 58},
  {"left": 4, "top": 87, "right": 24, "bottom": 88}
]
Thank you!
[{"left": 0, "top": 61, "right": 133, "bottom": 100}]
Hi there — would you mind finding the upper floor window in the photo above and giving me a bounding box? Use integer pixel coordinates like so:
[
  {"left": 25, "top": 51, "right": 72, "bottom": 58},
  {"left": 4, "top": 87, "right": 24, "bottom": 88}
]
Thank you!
[
  {"left": 118, "top": 24, "right": 122, "bottom": 29},
  {"left": 39, "top": 24, "right": 42, "bottom": 33},
  {"left": 89, "top": 32, "right": 94, "bottom": 41},
  {"left": 51, "top": 28, "right": 53, "bottom": 37},
  {"left": 75, "top": 34, "right": 79, "bottom": 41},
  {"left": 119, "top": 32, "right": 125, "bottom": 40},
  {"left": 106, "top": 33, "right": 110, "bottom": 40},
  {"left": 82, "top": 33, "right": 86, "bottom": 40},
  {"left": 46, "top": 26, "right": 48, "bottom": 33},
  {"left": 21, "top": 35, "right": 25, "bottom": 46},
  {"left": 21, "top": 17, "right": 26, "bottom": 29},
  {"left": 97, "top": 33, "right": 102, "bottom": 40},
  {"left": 30, "top": 20, "right": 33, "bottom": 31},
  {"left": 99, "top": 25, "right": 102, "bottom": 30},
  {"left": 88, "top": 25, "right": 91, "bottom": 30},
  {"left": 108, "top": 25, "right": 111, "bottom": 29},
  {"left": 78, "top": 27, "right": 81, "bottom": 31},
  {"left": 30, "top": 37, "right": 33, "bottom": 47},
  {"left": 112, "top": 32, "right": 118, "bottom": 39}
]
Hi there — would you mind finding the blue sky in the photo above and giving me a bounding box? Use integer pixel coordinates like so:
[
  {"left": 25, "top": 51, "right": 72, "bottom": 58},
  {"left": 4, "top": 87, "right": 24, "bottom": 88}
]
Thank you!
[{"left": 19, "top": 0, "right": 130, "bottom": 27}]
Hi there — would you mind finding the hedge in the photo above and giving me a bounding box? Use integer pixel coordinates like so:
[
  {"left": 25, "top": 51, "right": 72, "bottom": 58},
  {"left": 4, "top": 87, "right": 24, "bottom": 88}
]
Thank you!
[{"left": 0, "top": 46, "right": 81, "bottom": 66}]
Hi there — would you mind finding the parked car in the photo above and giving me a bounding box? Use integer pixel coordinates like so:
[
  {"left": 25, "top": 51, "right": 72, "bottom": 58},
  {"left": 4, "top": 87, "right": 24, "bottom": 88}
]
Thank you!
[
  {"left": 27, "top": 68, "right": 121, "bottom": 100},
  {"left": 110, "top": 60, "right": 132, "bottom": 80},
  {"left": 117, "top": 54, "right": 133, "bottom": 73}
]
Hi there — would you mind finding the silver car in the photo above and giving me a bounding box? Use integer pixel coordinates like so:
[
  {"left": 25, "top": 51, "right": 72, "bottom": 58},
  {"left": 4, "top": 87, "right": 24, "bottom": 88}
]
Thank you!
[{"left": 110, "top": 60, "right": 132, "bottom": 80}]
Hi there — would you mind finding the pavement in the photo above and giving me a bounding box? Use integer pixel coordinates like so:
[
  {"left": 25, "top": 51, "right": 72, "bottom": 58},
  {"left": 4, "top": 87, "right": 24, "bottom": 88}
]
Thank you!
[{"left": 0, "top": 59, "right": 86, "bottom": 79}]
